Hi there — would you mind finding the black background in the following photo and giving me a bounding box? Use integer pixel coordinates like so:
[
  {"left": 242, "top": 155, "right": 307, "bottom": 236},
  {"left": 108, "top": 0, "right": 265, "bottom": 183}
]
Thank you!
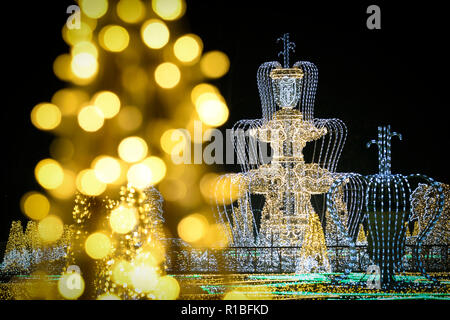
[{"left": 1, "top": 1, "right": 448, "bottom": 241}]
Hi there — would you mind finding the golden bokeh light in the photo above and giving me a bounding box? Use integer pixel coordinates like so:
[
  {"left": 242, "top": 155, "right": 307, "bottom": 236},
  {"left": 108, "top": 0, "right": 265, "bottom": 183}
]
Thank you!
[
  {"left": 195, "top": 93, "right": 229, "bottom": 127},
  {"left": 131, "top": 265, "right": 158, "bottom": 292},
  {"left": 93, "top": 156, "right": 122, "bottom": 184},
  {"left": 173, "top": 34, "right": 203, "bottom": 64},
  {"left": 38, "top": 215, "right": 64, "bottom": 243},
  {"left": 78, "top": 105, "right": 105, "bottom": 132},
  {"left": 71, "top": 52, "right": 98, "bottom": 79},
  {"left": 76, "top": 169, "right": 107, "bottom": 196},
  {"left": 71, "top": 41, "right": 98, "bottom": 59},
  {"left": 80, "top": 0, "right": 109, "bottom": 19},
  {"left": 93, "top": 91, "right": 121, "bottom": 119},
  {"left": 35, "top": 159, "right": 64, "bottom": 190},
  {"left": 200, "top": 50, "right": 230, "bottom": 78},
  {"left": 154, "top": 275, "right": 180, "bottom": 300},
  {"left": 190, "top": 83, "right": 220, "bottom": 105},
  {"left": 203, "top": 223, "right": 229, "bottom": 248},
  {"left": 48, "top": 169, "right": 77, "bottom": 200},
  {"left": 112, "top": 260, "right": 133, "bottom": 285},
  {"left": 31, "top": 103, "right": 61, "bottom": 131},
  {"left": 160, "top": 129, "right": 187, "bottom": 155},
  {"left": 85, "top": 232, "right": 112, "bottom": 259},
  {"left": 142, "top": 156, "right": 166, "bottom": 185},
  {"left": 109, "top": 205, "right": 138, "bottom": 234},
  {"left": 52, "top": 88, "right": 89, "bottom": 116},
  {"left": 21, "top": 192, "right": 50, "bottom": 220},
  {"left": 58, "top": 272, "right": 85, "bottom": 300},
  {"left": 99, "top": 25, "right": 130, "bottom": 52},
  {"left": 141, "top": 19, "right": 170, "bottom": 49},
  {"left": 118, "top": 136, "right": 148, "bottom": 163},
  {"left": 53, "top": 54, "right": 73, "bottom": 81},
  {"left": 117, "top": 106, "right": 143, "bottom": 132},
  {"left": 127, "top": 163, "right": 152, "bottom": 189},
  {"left": 152, "top": 0, "right": 185, "bottom": 21},
  {"left": 154, "top": 62, "right": 181, "bottom": 89},
  {"left": 223, "top": 291, "right": 249, "bottom": 300},
  {"left": 62, "top": 22, "right": 93, "bottom": 46},
  {"left": 177, "top": 213, "right": 209, "bottom": 243},
  {"left": 202, "top": 173, "right": 245, "bottom": 204},
  {"left": 117, "top": 0, "right": 146, "bottom": 23},
  {"left": 159, "top": 178, "right": 187, "bottom": 202}
]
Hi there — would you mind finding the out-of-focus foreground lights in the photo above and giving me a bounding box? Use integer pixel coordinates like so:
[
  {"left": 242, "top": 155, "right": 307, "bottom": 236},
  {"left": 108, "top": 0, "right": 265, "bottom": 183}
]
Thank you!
[
  {"left": 93, "top": 91, "right": 121, "bottom": 119},
  {"left": 195, "top": 93, "right": 229, "bottom": 127},
  {"left": 200, "top": 50, "right": 230, "bottom": 78},
  {"left": 159, "top": 178, "right": 187, "bottom": 202},
  {"left": 118, "top": 136, "right": 148, "bottom": 163},
  {"left": 58, "top": 272, "right": 85, "bottom": 300},
  {"left": 71, "top": 52, "right": 98, "bottom": 79},
  {"left": 223, "top": 291, "right": 248, "bottom": 300},
  {"left": 53, "top": 54, "right": 73, "bottom": 82},
  {"left": 93, "top": 156, "right": 122, "bottom": 184},
  {"left": 141, "top": 19, "right": 169, "bottom": 49},
  {"left": 52, "top": 88, "right": 89, "bottom": 116},
  {"left": 112, "top": 260, "right": 133, "bottom": 285},
  {"left": 80, "top": 0, "right": 108, "bottom": 19},
  {"left": 21, "top": 192, "right": 50, "bottom": 220},
  {"left": 78, "top": 105, "right": 104, "bottom": 132},
  {"left": 131, "top": 265, "right": 158, "bottom": 292},
  {"left": 152, "top": 0, "right": 185, "bottom": 21},
  {"left": 63, "top": 22, "right": 93, "bottom": 46},
  {"left": 38, "top": 215, "right": 64, "bottom": 243},
  {"left": 127, "top": 163, "right": 152, "bottom": 189},
  {"left": 117, "top": 0, "right": 146, "bottom": 23},
  {"left": 109, "top": 205, "right": 138, "bottom": 234},
  {"left": 35, "top": 159, "right": 64, "bottom": 190},
  {"left": 117, "top": 106, "right": 143, "bottom": 132},
  {"left": 177, "top": 213, "right": 209, "bottom": 243},
  {"left": 154, "top": 62, "right": 180, "bottom": 89},
  {"left": 50, "top": 138, "right": 75, "bottom": 162},
  {"left": 71, "top": 41, "right": 98, "bottom": 59},
  {"left": 99, "top": 25, "right": 130, "bottom": 52},
  {"left": 84, "top": 232, "right": 112, "bottom": 259},
  {"left": 154, "top": 275, "right": 180, "bottom": 300},
  {"left": 76, "top": 169, "right": 107, "bottom": 196},
  {"left": 31, "top": 103, "right": 61, "bottom": 131},
  {"left": 173, "top": 34, "right": 203, "bottom": 64},
  {"left": 190, "top": 83, "right": 220, "bottom": 105},
  {"left": 160, "top": 128, "right": 187, "bottom": 155},
  {"left": 48, "top": 169, "right": 77, "bottom": 200},
  {"left": 141, "top": 156, "right": 166, "bottom": 185}
]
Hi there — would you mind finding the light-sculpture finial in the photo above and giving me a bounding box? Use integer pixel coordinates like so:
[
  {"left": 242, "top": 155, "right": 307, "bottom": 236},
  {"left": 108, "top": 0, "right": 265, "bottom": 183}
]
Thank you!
[
  {"left": 366, "top": 125, "right": 402, "bottom": 175},
  {"left": 277, "top": 33, "right": 296, "bottom": 68}
]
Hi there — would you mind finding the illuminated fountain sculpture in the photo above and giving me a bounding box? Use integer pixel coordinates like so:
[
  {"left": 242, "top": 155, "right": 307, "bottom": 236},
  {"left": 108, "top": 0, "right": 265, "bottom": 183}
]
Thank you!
[{"left": 215, "top": 34, "right": 347, "bottom": 272}]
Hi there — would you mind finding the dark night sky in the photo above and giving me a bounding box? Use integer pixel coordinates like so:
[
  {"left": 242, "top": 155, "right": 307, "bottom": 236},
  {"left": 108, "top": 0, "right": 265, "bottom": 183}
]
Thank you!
[{"left": 1, "top": 1, "right": 448, "bottom": 241}]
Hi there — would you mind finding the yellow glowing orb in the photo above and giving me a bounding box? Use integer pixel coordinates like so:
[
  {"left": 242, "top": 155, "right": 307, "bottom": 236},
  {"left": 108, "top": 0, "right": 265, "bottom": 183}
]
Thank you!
[
  {"left": 177, "top": 213, "right": 209, "bottom": 243},
  {"left": 52, "top": 88, "right": 89, "bottom": 116},
  {"left": 190, "top": 83, "right": 220, "bottom": 105},
  {"left": 71, "top": 52, "right": 98, "bottom": 79},
  {"left": 200, "top": 50, "right": 230, "bottom": 78},
  {"left": 99, "top": 25, "right": 130, "bottom": 52},
  {"left": 131, "top": 265, "right": 158, "bottom": 292},
  {"left": 127, "top": 163, "right": 152, "bottom": 189},
  {"left": 196, "top": 95, "right": 229, "bottom": 127},
  {"left": 142, "top": 156, "right": 166, "bottom": 185},
  {"left": 71, "top": 41, "right": 98, "bottom": 59},
  {"left": 154, "top": 62, "right": 180, "bottom": 89},
  {"left": 173, "top": 34, "right": 202, "bottom": 64},
  {"left": 53, "top": 54, "right": 73, "bottom": 81},
  {"left": 80, "top": 0, "right": 108, "bottom": 19},
  {"left": 76, "top": 169, "right": 107, "bottom": 196},
  {"left": 112, "top": 260, "right": 133, "bottom": 285},
  {"left": 93, "top": 91, "right": 121, "bottom": 119},
  {"left": 93, "top": 156, "right": 121, "bottom": 184},
  {"left": 21, "top": 192, "right": 50, "bottom": 220},
  {"left": 63, "top": 22, "right": 93, "bottom": 46},
  {"left": 152, "top": 0, "right": 185, "bottom": 21},
  {"left": 58, "top": 272, "right": 85, "bottom": 300},
  {"left": 160, "top": 129, "right": 187, "bottom": 155},
  {"left": 78, "top": 105, "right": 104, "bottom": 132},
  {"left": 35, "top": 159, "right": 64, "bottom": 190},
  {"left": 97, "top": 293, "right": 121, "bottom": 300},
  {"left": 85, "top": 232, "right": 112, "bottom": 259},
  {"left": 223, "top": 291, "right": 248, "bottom": 300},
  {"left": 48, "top": 169, "right": 77, "bottom": 200},
  {"left": 118, "top": 136, "right": 148, "bottom": 163},
  {"left": 31, "top": 103, "right": 61, "bottom": 130},
  {"left": 117, "top": 0, "right": 146, "bottom": 23},
  {"left": 141, "top": 19, "right": 169, "bottom": 49},
  {"left": 154, "top": 275, "right": 180, "bottom": 300},
  {"left": 117, "top": 106, "right": 143, "bottom": 132},
  {"left": 109, "top": 206, "right": 138, "bottom": 234},
  {"left": 38, "top": 215, "right": 64, "bottom": 243}
]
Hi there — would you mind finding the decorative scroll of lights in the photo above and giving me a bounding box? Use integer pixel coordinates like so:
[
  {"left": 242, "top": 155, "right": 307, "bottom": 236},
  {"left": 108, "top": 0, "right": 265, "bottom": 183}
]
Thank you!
[
  {"left": 327, "top": 125, "right": 445, "bottom": 288},
  {"left": 214, "top": 34, "right": 348, "bottom": 273}
]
